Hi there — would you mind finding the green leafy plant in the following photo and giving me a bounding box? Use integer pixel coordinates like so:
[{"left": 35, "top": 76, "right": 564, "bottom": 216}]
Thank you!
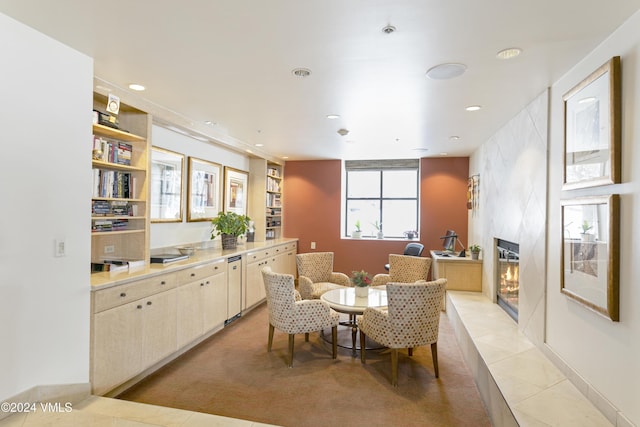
[
  {"left": 354, "top": 219, "right": 362, "bottom": 232},
  {"left": 581, "top": 220, "right": 593, "bottom": 234},
  {"left": 469, "top": 244, "right": 482, "bottom": 253},
  {"left": 211, "top": 211, "right": 251, "bottom": 238},
  {"left": 371, "top": 220, "right": 382, "bottom": 231},
  {"left": 351, "top": 270, "right": 372, "bottom": 287}
]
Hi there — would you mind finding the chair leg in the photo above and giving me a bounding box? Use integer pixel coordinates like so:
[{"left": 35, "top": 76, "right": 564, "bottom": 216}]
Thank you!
[
  {"left": 431, "top": 342, "right": 439, "bottom": 378},
  {"left": 391, "top": 349, "right": 399, "bottom": 386},
  {"left": 288, "top": 334, "right": 295, "bottom": 368},
  {"left": 359, "top": 329, "right": 366, "bottom": 363},
  {"left": 331, "top": 326, "right": 338, "bottom": 359},
  {"left": 305, "top": 332, "right": 309, "bottom": 342},
  {"left": 408, "top": 347, "right": 413, "bottom": 357},
  {"left": 267, "top": 324, "right": 274, "bottom": 352}
]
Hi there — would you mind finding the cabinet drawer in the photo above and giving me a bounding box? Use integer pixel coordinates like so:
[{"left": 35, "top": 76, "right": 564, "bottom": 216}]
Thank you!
[
  {"left": 271, "top": 243, "right": 295, "bottom": 256},
  {"left": 93, "top": 272, "right": 178, "bottom": 313},
  {"left": 245, "top": 249, "right": 273, "bottom": 263},
  {"left": 177, "top": 258, "right": 226, "bottom": 284}
]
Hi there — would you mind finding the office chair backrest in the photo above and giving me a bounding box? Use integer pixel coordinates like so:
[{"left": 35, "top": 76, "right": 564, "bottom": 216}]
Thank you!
[{"left": 404, "top": 243, "right": 424, "bottom": 257}]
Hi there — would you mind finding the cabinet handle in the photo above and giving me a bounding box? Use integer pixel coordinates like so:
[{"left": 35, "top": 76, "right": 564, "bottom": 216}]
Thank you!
[
  {"left": 214, "top": 266, "right": 218, "bottom": 270},
  {"left": 146, "top": 301, "right": 152, "bottom": 306},
  {"left": 233, "top": 265, "right": 237, "bottom": 270},
  {"left": 136, "top": 305, "right": 143, "bottom": 309},
  {"left": 160, "top": 281, "right": 166, "bottom": 285},
  {"left": 200, "top": 282, "right": 205, "bottom": 287},
  {"left": 191, "top": 273, "right": 196, "bottom": 277},
  {"left": 120, "top": 292, "right": 127, "bottom": 298}
]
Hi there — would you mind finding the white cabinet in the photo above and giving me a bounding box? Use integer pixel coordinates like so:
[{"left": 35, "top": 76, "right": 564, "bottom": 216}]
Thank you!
[
  {"left": 91, "top": 273, "right": 177, "bottom": 395},
  {"left": 243, "top": 242, "right": 297, "bottom": 310}
]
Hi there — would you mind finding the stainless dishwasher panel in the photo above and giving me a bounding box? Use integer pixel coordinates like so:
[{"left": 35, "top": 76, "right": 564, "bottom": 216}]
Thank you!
[{"left": 226, "top": 255, "right": 242, "bottom": 324}]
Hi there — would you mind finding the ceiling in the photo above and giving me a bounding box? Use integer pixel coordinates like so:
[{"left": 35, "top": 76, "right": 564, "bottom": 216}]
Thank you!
[{"left": 2, "top": 1, "right": 639, "bottom": 161}]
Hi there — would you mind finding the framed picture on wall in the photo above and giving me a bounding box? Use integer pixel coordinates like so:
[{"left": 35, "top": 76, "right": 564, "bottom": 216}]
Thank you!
[
  {"left": 150, "top": 147, "right": 184, "bottom": 222},
  {"left": 223, "top": 167, "right": 249, "bottom": 216},
  {"left": 187, "top": 157, "right": 222, "bottom": 222},
  {"left": 560, "top": 195, "right": 619, "bottom": 321},
  {"left": 562, "top": 56, "right": 621, "bottom": 190}
]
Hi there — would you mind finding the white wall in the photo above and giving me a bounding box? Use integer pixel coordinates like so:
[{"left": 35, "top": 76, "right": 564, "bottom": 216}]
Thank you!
[
  {"left": 0, "top": 13, "right": 93, "bottom": 400},
  {"left": 150, "top": 125, "right": 250, "bottom": 249},
  {"left": 546, "top": 10, "right": 640, "bottom": 425}
]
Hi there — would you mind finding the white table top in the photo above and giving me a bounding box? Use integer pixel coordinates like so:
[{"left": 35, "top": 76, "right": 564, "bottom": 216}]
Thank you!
[{"left": 320, "top": 287, "right": 387, "bottom": 313}]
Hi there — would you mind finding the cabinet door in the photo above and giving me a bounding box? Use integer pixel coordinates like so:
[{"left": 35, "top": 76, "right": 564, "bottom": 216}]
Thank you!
[
  {"left": 245, "top": 258, "right": 270, "bottom": 309},
  {"left": 227, "top": 260, "right": 242, "bottom": 319},
  {"left": 92, "top": 301, "right": 144, "bottom": 395},
  {"left": 141, "top": 289, "right": 177, "bottom": 368},
  {"left": 203, "top": 271, "right": 228, "bottom": 332},
  {"left": 177, "top": 280, "right": 205, "bottom": 348}
]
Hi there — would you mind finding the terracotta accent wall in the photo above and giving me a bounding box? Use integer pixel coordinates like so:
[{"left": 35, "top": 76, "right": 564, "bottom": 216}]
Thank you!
[{"left": 282, "top": 158, "right": 469, "bottom": 277}]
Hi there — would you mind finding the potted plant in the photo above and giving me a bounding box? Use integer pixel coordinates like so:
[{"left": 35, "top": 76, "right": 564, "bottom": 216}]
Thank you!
[
  {"left": 211, "top": 211, "right": 251, "bottom": 250},
  {"left": 351, "top": 219, "right": 363, "bottom": 239},
  {"left": 372, "top": 220, "right": 383, "bottom": 239},
  {"left": 469, "top": 244, "right": 482, "bottom": 260},
  {"left": 580, "top": 220, "right": 594, "bottom": 242},
  {"left": 351, "top": 270, "right": 371, "bottom": 297}
]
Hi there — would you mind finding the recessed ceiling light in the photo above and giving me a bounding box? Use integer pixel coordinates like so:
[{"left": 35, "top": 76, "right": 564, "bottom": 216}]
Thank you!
[
  {"left": 282, "top": 156, "right": 289, "bottom": 159},
  {"left": 326, "top": 114, "right": 340, "bottom": 119},
  {"left": 382, "top": 25, "right": 396, "bottom": 34},
  {"left": 128, "top": 83, "right": 145, "bottom": 91},
  {"left": 255, "top": 143, "right": 264, "bottom": 147},
  {"left": 465, "top": 105, "right": 482, "bottom": 111},
  {"left": 204, "top": 120, "right": 217, "bottom": 126},
  {"left": 449, "top": 136, "right": 460, "bottom": 141},
  {"left": 426, "top": 63, "right": 467, "bottom": 80},
  {"left": 496, "top": 47, "right": 522, "bottom": 60},
  {"left": 292, "top": 68, "right": 311, "bottom": 77}
]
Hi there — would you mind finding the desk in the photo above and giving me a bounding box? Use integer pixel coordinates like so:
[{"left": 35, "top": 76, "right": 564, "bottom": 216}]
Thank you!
[
  {"left": 430, "top": 250, "right": 482, "bottom": 292},
  {"left": 321, "top": 287, "right": 387, "bottom": 356}
]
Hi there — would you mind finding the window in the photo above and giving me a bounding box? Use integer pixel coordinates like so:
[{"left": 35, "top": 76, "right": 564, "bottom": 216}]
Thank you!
[{"left": 345, "top": 159, "right": 419, "bottom": 238}]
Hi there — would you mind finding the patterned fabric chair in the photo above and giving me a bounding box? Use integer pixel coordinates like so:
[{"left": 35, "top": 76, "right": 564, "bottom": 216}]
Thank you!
[
  {"left": 296, "top": 252, "right": 351, "bottom": 299},
  {"left": 384, "top": 242, "right": 424, "bottom": 270},
  {"left": 372, "top": 254, "right": 432, "bottom": 287},
  {"left": 358, "top": 279, "right": 447, "bottom": 386},
  {"left": 261, "top": 266, "right": 340, "bottom": 367}
]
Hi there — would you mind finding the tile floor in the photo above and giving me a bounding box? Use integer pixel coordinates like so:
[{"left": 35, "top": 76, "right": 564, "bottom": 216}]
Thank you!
[
  {"left": 0, "top": 395, "right": 279, "bottom": 427},
  {"left": 447, "top": 290, "right": 614, "bottom": 427}
]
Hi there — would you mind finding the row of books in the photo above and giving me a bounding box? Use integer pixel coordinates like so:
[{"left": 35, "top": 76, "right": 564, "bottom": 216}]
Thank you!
[
  {"left": 93, "top": 169, "right": 136, "bottom": 199},
  {"left": 92, "top": 200, "right": 136, "bottom": 216},
  {"left": 92, "top": 136, "right": 132, "bottom": 165},
  {"left": 267, "top": 167, "right": 281, "bottom": 178},
  {"left": 266, "top": 193, "right": 281, "bottom": 207},
  {"left": 92, "top": 219, "right": 129, "bottom": 232},
  {"left": 267, "top": 176, "right": 281, "bottom": 192},
  {"left": 91, "top": 258, "right": 145, "bottom": 273}
]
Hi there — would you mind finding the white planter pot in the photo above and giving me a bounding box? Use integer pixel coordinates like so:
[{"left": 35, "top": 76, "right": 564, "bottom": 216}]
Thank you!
[
  {"left": 355, "top": 286, "right": 369, "bottom": 298},
  {"left": 352, "top": 231, "right": 362, "bottom": 239},
  {"left": 377, "top": 231, "right": 384, "bottom": 239}
]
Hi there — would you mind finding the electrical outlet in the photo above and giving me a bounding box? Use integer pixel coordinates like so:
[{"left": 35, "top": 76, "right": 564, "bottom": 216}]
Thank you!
[
  {"left": 104, "top": 245, "right": 115, "bottom": 254},
  {"left": 311, "top": 242, "right": 316, "bottom": 249},
  {"left": 55, "top": 239, "right": 66, "bottom": 257}
]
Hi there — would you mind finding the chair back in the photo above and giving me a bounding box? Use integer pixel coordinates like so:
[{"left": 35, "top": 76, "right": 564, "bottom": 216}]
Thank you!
[
  {"left": 404, "top": 242, "right": 424, "bottom": 257},
  {"left": 296, "top": 252, "right": 334, "bottom": 283},
  {"left": 261, "top": 266, "right": 297, "bottom": 329},
  {"left": 386, "top": 279, "right": 447, "bottom": 347},
  {"left": 388, "top": 254, "right": 431, "bottom": 282}
]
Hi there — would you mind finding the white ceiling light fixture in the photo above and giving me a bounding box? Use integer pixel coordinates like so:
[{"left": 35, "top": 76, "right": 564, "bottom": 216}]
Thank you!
[
  {"left": 465, "top": 105, "right": 482, "bottom": 111},
  {"left": 326, "top": 114, "right": 340, "bottom": 119},
  {"left": 128, "top": 83, "right": 145, "bottom": 91},
  {"left": 449, "top": 136, "right": 460, "bottom": 141},
  {"left": 292, "top": 67, "right": 311, "bottom": 77},
  {"left": 382, "top": 24, "right": 396, "bottom": 34},
  {"left": 426, "top": 63, "right": 467, "bottom": 80},
  {"left": 496, "top": 47, "right": 522, "bottom": 60}
]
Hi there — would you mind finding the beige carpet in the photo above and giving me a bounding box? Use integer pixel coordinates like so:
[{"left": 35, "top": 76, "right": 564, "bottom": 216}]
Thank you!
[{"left": 118, "top": 304, "right": 490, "bottom": 427}]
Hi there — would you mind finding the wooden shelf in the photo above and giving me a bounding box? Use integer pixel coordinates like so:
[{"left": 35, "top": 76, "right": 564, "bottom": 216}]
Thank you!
[{"left": 92, "top": 123, "right": 146, "bottom": 143}]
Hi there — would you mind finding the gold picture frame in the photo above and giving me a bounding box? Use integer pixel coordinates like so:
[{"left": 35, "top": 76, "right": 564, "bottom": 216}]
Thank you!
[
  {"left": 223, "top": 167, "right": 249, "bottom": 216},
  {"left": 150, "top": 147, "right": 184, "bottom": 222},
  {"left": 561, "top": 195, "right": 619, "bottom": 321},
  {"left": 562, "top": 56, "right": 621, "bottom": 190},
  {"left": 187, "top": 157, "right": 222, "bottom": 222}
]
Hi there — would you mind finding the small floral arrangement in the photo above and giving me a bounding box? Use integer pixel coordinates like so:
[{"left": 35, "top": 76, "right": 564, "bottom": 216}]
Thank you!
[{"left": 351, "top": 270, "right": 372, "bottom": 287}]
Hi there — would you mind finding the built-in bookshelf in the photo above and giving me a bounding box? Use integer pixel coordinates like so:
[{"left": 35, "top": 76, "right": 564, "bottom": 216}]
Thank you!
[
  {"left": 249, "top": 159, "right": 284, "bottom": 241},
  {"left": 91, "top": 93, "right": 150, "bottom": 269}
]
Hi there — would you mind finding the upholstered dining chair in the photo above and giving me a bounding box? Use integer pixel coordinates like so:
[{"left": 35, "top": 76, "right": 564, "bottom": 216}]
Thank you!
[
  {"left": 296, "top": 252, "right": 351, "bottom": 299},
  {"left": 384, "top": 242, "right": 424, "bottom": 271},
  {"left": 358, "top": 278, "right": 447, "bottom": 386},
  {"left": 261, "top": 266, "right": 340, "bottom": 367},
  {"left": 373, "top": 254, "right": 432, "bottom": 287}
]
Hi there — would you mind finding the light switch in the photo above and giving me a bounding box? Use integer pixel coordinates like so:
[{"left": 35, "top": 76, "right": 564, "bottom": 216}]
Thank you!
[{"left": 311, "top": 242, "right": 316, "bottom": 249}]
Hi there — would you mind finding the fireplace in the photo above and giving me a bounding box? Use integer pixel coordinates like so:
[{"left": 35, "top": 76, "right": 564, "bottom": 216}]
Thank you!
[{"left": 496, "top": 239, "right": 519, "bottom": 321}]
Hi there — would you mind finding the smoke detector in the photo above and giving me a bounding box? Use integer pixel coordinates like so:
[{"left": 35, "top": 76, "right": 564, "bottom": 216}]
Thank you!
[
  {"left": 292, "top": 68, "right": 312, "bottom": 77},
  {"left": 337, "top": 128, "right": 350, "bottom": 136},
  {"left": 382, "top": 25, "right": 396, "bottom": 34}
]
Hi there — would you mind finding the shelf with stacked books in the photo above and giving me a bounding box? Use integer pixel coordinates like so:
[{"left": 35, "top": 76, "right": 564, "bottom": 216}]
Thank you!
[
  {"left": 248, "top": 159, "right": 284, "bottom": 241},
  {"left": 91, "top": 93, "right": 150, "bottom": 267}
]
